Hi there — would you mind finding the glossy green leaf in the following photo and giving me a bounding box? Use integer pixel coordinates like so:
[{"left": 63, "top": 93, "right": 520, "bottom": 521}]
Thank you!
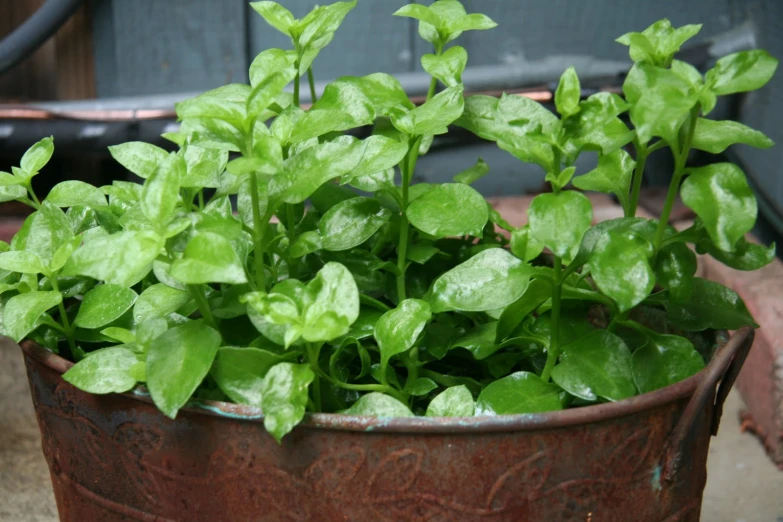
[
  {"left": 261, "top": 362, "right": 314, "bottom": 442},
  {"left": 426, "top": 385, "right": 475, "bottom": 417},
  {"left": 555, "top": 67, "right": 581, "bottom": 118},
  {"left": 4, "top": 291, "right": 62, "bottom": 342},
  {"left": 342, "top": 392, "right": 414, "bottom": 417},
  {"left": 170, "top": 232, "right": 248, "bottom": 285},
  {"left": 300, "top": 262, "right": 360, "bottom": 342},
  {"left": 63, "top": 231, "right": 162, "bottom": 287},
  {"left": 406, "top": 183, "right": 488, "bottom": 238},
  {"left": 20, "top": 202, "right": 73, "bottom": 265},
  {"left": 654, "top": 242, "right": 697, "bottom": 302},
  {"left": 699, "top": 233, "right": 775, "bottom": 271},
  {"left": 141, "top": 156, "right": 181, "bottom": 226},
  {"left": 270, "top": 138, "right": 363, "bottom": 204},
  {"left": 691, "top": 118, "right": 774, "bottom": 154},
  {"left": 237, "top": 177, "right": 269, "bottom": 228},
  {"left": 344, "top": 135, "right": 409, "bottom": 182},
  {"left": 591, "top": 228, "right": 655, "bottom": 312},
  {"left": 249, "top": 71, "right": 297, "bottom": 121},
  {"left": 133, "top": 284, "right": 191, "bottom": 324},
  {"left": 528, "top": 191, "right": 592, "bottom": 263},
  {"left": 476, "top": 371, "right": 564, "bottom": 414},
  {"left": 632, "top": 331, "right": 704, "bottom": 393},
  {"left": 572, "top": 149, "right": 635, "bottom": 210},
  {"left": 147, "top": 320, "right": 222, "bottom": 418},
  {"left": 510, "top": 225, "right": 545, "bottom": 263},
  {"left": 450, "top": 322, "right": 498, "bottom": 360},
  {"left": 392, "top": 4, "right": 439, "bottom": 26},
  {"left": 19, "top": 136, "right": 54, "bottom": 177},
  {"left": 496, "top": 278, "right": 551, "bottom": 342},
  {"left": 335, "top": 73, "right": 414, "bottom": 116},
  {"left": 617, "top": 19, "right": 701, "bottom": 66},
  {"left": 74, "top": 284, "right": 138, "bottom": 329},
  {"left": 453, "top": 157, "right": 489, "bottom": 185},
  {"left": 46, "top": 180, "right": 107, "bottom": 209},
  {"left": 248, "top": 48, "right": 298, "bottom": 87},
  {"left": 706, "top": 50, "right": 779, "bottom": 95},
  {"left": 374, "top": 299, "right": 431, "bottom": 370},
  {"left": 431, "top": 248, "right": 532, "bottom": 313},
  {"left": 298, "top": 1, "right": 357, "bottom": 50},
  {"left": 108, "top": 142, "right": 169, "bottom": 179},
  {"left": 681, "top": 163, "right": 756, "bottom": 252},
  {"left": 319, "top": 197, "right": 391, "bottom": 251},
  {"left": 391, "top": 84, "right": 464, "bottom": 136},
  {"left": 421, "top": 46, "right": 467, "bottom": 88},
  {"left": 175, "top": 84, "right": 249, "bottom": 125},
  {"left": 551, "top": 330, "right": 636, "bottom": 402},
  {"left": 665, "top": 278, "right": 757, "bottom": 331},
  {"left": 290, "top": 230, "right": 323, "bottom": 258},
  {"left": 623, "top": 63, "right": 697, "bottom": 143},
  {"left": 0, "top": 185, "right": 27, "bottom": 203},
  {"left": 572, "top": 217, "right": 657, "bottom": 269},
  {"left": 250, "top": 1, "right": 295, "bottom": 36},
  {"left": 212, "top": 346, "right": 284, "bottom": 407},
  {"left": 63, "top": 346, "right": 139, "bottom": 394},
  {"left": 0, "top": 251, "right": 46, "bottom": 275}
]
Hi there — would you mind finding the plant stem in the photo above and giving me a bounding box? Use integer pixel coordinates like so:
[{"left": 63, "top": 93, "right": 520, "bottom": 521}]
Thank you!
[
  {"left": 628, "top": 139, "right": 648, "bottom": 217},
  {"left": 293, "top": 70, "right": 300, "bottom": 107},
  {"left": 307, "top": 343, "right": 322, "bottom": 411},
  {"left": 395, "top": 137, "right": 422, "bottom": 301},
  {"left": 189, "top": 284, "right": 216, "bottom": 329},
  {"left": 24, "top": 182, "right": 41, "bottom": 209},
  {"left": 426, "top": 76, "right": 438, "bottom": 101},
  {"left": 197, "top": 189, "right": 205, "bottom": 210},
  {"left": 307, "top": 67, "right": 317, "bottom": 103},
  {"left": 541, "top": 256, "right": 563, "bottom": 382},
  {"left": 49, "top": 277, "right": 77, "bottom": 356},
  {"left": 248, "top": 171, "right": 268, "bottom": 290},
  {"left": 319, "top": 369, "right": 407, "bottom": 403},
  {"left": 652, "top": 103, "right": 700, "bottom": 251}
]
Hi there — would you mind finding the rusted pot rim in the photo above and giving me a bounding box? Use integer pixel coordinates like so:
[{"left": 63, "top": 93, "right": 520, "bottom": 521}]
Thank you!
[{"left": 19, "top": 337, "right": 718, "bottom": 435}]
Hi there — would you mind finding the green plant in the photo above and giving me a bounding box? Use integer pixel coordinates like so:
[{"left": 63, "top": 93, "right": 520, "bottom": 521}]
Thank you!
[{"left": 0, "top": 2, "right": 776, "bottom": 442}]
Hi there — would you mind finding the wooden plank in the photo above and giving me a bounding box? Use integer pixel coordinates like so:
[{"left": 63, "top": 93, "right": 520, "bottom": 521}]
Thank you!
[
  {"left": 54, "top": 4, "right": 96, "bottom": 100},
  {"left": 247, "top": 0, "right": 413, "bottom": 84},
  {"left": 92, "top": 0, "right": 247, "bottom": 97}
]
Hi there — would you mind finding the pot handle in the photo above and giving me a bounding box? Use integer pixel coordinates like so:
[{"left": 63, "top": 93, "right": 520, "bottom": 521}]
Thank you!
[{"left": 662, "top": 325, "right": 755, "bottom": 482}]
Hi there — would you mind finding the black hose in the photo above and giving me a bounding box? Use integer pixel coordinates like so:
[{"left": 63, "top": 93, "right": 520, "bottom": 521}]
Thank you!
[{"left": 0, "top": 0, "right": 86, "bottom": 74}]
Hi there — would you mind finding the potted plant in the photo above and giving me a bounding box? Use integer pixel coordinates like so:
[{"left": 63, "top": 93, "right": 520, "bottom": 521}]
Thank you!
[{"left": 3, "top": 1, "right": 777, "bottom": 520}]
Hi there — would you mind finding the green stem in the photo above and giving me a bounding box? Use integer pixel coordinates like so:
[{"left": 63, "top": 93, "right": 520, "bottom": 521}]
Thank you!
[
  {"left": 653, "top": 103, "right": 700, "bottom": 251},
  {"left": 395, "top": 137, "right": 422, "bottom": 301},
  {"left": 541, "top": 257, "right": 563, "bottom": 382},
  {"left": 293, "top": 70, "right": 300, "bottom": 107},
  {"left": 319, "top": 369, "right": 406, "bottom": 403},
  {"left": 49, "top": 277, "right": 77, "bottom": 356},
  {"left": 248, "top": 171, "right": 268, "bottom": 290},
  {"left": 24, "top": 182, "right": 41, "bottom": 209},
  {"left": 426, "top": 76, "right": 438, "bottom": 101},
  {"left": 197, "top": 189, "right": 205, "bottom": 210},
  {"left": 628, "top": 140, "right": 648, "bottom": 217},
  {"left": 189, "top": 284, "right": 216, "bottom": 329},
  {"left": 307, "top": 67, "right": 317, "bottom": 103},
  {"left": 307, "top": 343, "right": 322, "bottom": 412}
]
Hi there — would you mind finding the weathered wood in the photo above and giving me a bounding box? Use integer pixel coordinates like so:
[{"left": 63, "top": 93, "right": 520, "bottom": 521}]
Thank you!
[{"left": 54, "top": 4, "right": 96, "bottom": 100}]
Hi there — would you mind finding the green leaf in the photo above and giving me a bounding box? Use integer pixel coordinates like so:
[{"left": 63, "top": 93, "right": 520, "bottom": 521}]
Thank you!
[
  {"left": 250, "top": 2, "right": 295, "bottom": 36},
  {"left": 426, "top": 385, "right": 475, "bottom": 417},
  {"left": 572, "top": 149, "right": 635, "bottom": 210},
  {"left": 344, "top": 135, "right": 409, "bottom": 182},
  {"left": 108, "top": 142, "right": 169, "bottom": 179},
  {"left": 100, "top": 327, "right": 136, "bottom": 345},
  {"left": 431, "top": 248, "right": 532, "bottom": 313},
  {"left": 617, "top": 19, "right": 701, "bottom": 66},
  {"left": 237, "top": 177, "right": 269, "bottom": 227},
  {"left": 450, "top": 322, "right": 498, "bottom": 360},
  {"left": 691, "top": 118, "right": 774, "bottom": 154},
  {"left": 528, "top": 191, "right": 592, "bottom": 263},
  {"left": 0, "top": 171, "right": 22, "bottom": 186},
  {"left": 572, "top": 217, "right": 657, "bottom": 269},
  {"left": 551, "top": 330, "right": 636, "bottom": 402},
  {"left": 555, "top": 67, "right": 581, "bottom": 118},
  {"left": 496, "top": 278, "right": 551, "bottom": 342},
  {"left": 374, "top": 299, "right": 432, "bottom": 371},
  {"left": 632, "top": 330, "right": 704, "bottom": 393},
  {"left": 476, "top": 371, "right": 564, "bottom": 414},
  {"left": 270, "top": 138, "right": 363, "bottom": 204},
  {"left": 681, "top": 163, "right": 756, "bottom": 252},
  {"left": 0, "top": 251, "right": 46, "bottom": 275},
  {"left": 300, "top": 262, "right": 360, "bottom": 343},
  {"left": 62, "top": 346, "right": 139, "bottom": 394},
  {"left": 21, "top": 202, "right": 73, "bottom": 265},
  {"left": 20, "top": 136, "right": 54, "bottom": 176},
  {"left": 261, "top": 362, "right": 315, "bottom": 442},
  {"left": 698, "top": 233, "right": 775, "bottom": 271},
  {"left": 4, "top": 291, "right": 62, "bottom": 342},
  {"left": 405, "top": 377, "right": 437, "bottom": 396},
  {"left": 141, "top": 155, "right": 181, "bottom": 226},
  {"left": 421, "top": 45, "right": 467, "bottom": 88},
  {"left": 392, "top": 4, "right": 440, "bottom": 26},
  {"left": 591, "top": 228, "right": 655, "bottom": 312},
  {"left": 74, "top": 284, "right": 138, "bottom": 329},
  {"left": 664, "top": 278, "right": 757, "bottom": 331},
  {"left": 0, "top": 185, "right": 27, "bottom": 203},
  {"left": 510, "top": 225, "right": 545, "bottom": 263},
  {"left": 63, "top": 231, "right": 162, "bottom": 287},
  {"left": 182, "top": 145, "right": 229, "bottom": 189},
  {"left": 654, "top": 242, "right": 697, "bottom": 302},
  {"left": 406, "top": 183, "right": 488, "bottom": 238},
  {"left": 309, "top": 80, "right": 376, "bottom": 128},
  {"left": 170, "top": 232, "right": 248, "bottom": 285},
  {"left": 46, "top": 180, "right": 107, "bottom": 208},
  {"left": 706, "top": 50, "right": 779, "bottom": 95},
  {"left": 147, "top": 320, "right": 222, "bottom": 418},
  {"left": 175, "top": 84, "right": 250, "bottom": 125},
  {"left": 406, "top": 242, "right": 440, "bottom": 264},
  {"left": 211, "top": 346, "right": 284, "bottom": 407},
  {"left": 342, "top": 392, "right": 414, "bottom": 417},
  {"left": 335, "top": 73, "right": 414, "bottom": 117},
  {"left": 298, "top": 0, "right": 357, "bottom": 50},
  {"left": 249, "top": 48, "right": 298, "bottom": 87},
  {"left": 623, "top": 63, "right": 697, "bottom": 143},
  {"left": 453, "top": 157, "right": 489, "bottom": 185},
  {"left": 290, "top": 230, "right": 322, "bottom": 258},
  {"left": 391, "top": 84, "right": 465, "bottom": 136},
  {"left": 319, "top": 197, "right": 391, "bottom": 251}
]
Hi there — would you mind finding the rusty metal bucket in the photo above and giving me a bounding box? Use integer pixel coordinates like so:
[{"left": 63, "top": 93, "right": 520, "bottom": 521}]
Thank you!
[{"left": 14, "top": 326, "right": 754, "bottom": 522}]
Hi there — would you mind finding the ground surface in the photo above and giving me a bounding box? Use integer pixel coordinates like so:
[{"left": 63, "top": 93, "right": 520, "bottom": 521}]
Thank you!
[{"left": 1, "top": 344, "right": 781, "bottom": 521}]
